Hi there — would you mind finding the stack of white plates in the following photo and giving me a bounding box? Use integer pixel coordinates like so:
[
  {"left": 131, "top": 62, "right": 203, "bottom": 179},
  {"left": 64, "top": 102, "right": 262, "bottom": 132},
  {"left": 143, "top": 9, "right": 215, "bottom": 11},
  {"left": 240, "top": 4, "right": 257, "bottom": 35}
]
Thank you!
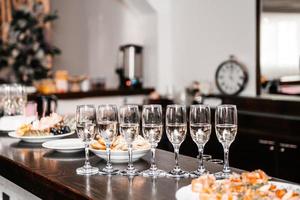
[{"left": 0, "top": 116, "right": 36, "bottom": 132}]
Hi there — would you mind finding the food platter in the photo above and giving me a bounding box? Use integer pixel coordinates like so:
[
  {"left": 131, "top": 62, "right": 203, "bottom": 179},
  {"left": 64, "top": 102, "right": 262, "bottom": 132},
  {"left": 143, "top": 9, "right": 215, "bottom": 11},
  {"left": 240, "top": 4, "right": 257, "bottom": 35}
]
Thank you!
[
  {"left": 175, "top": 184, "right": 200, "bottom": 200},
  {"left": 175, "top": 180, "right": 300, "bottom": 200},
  {"left": 8, "top": 131, "right": 75, "bottom": 143},
  {"left": 89, "top": 134, "right": 151, "bottom": 163}
]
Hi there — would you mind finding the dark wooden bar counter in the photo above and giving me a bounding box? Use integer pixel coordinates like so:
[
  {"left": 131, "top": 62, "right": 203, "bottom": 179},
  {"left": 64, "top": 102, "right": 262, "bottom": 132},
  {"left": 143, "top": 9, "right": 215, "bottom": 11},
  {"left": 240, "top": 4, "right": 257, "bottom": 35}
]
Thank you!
[
  {"left": 0, "top": 133, "right": 244, "bottom": 200},
  {"left": 28, "top": 88, "right": 155, "bottom": 100}
]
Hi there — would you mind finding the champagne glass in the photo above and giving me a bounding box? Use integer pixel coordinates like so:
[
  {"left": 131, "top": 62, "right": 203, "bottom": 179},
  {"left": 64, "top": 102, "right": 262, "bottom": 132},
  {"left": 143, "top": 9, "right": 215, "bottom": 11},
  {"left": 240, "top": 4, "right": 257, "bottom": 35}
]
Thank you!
[
  {"left": 166, "top": 105, "right": 189, "bottom": 178},
  {"left": 214, "top": 104, "right": 238, "bottom": 179},
  {"left": 0, "top": 85, "right": 6, "bottom": 116},
  {"left": 189, "top": 104, "right": 211, "bottom": 177},
  {"left": 76, "top": 105, "right": 99, "bottom": 175},
  {"left": 3, "top": 85, "right": 14, "bottom": 116},
  {"left": 119, "top": 105, "right": 140, "bottom": 176},
  {"left": 97, "top": 104, "right": 119, "bottom": 175},
  {"left": 141, "top": 105, "right": 165, "bottom": 177},
  {"left": 14, "top": 84, "right": 27, "bottom": 115}
]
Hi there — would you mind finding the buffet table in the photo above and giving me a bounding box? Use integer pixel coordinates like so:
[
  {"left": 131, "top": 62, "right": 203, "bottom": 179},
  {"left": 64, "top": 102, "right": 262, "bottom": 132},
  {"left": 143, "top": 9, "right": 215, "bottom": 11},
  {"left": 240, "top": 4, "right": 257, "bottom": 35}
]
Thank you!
[{"left": 0, "top": 133, "right": 286, "bottom": 200}]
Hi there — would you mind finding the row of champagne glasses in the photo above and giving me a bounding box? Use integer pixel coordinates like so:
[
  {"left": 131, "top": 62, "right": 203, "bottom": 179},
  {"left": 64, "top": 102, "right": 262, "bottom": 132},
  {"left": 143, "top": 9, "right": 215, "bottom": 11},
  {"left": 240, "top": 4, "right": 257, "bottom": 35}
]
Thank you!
[
  {"left": 169, "top": 104, "right": 238, "bottom": 179},
  {"left": 0, "top": 84, "right": 27, "bottom": 116},
  {"left": 75, "top": 104, "right": 237, "bottom": 179},
  {"left": 76, "top": 104, "right": 165, "bottom": 176},
  {"left": 215, "top": 104, "right": 238, "bottom": 179}
]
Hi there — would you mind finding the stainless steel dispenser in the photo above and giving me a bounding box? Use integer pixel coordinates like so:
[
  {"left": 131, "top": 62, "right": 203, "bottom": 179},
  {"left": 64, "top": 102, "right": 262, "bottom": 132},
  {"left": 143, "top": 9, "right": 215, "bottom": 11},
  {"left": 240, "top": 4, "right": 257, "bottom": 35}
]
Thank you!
[{"left": 116, "top": 44, "right": 143, "bottom": 89}]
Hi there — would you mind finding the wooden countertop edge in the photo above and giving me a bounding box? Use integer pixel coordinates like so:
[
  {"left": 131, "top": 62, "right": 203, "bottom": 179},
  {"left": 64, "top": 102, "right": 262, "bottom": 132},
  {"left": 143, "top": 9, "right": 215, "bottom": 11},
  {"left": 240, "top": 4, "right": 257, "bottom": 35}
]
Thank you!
[
  {"left": 205, "top": 94, "right": 300, "bottom": 117},
  {"left": 0, "top": 155, "right": 91, "bottom": 200},
  {"left": 28, "top": 88, "right": 155, "bottom": 100}
]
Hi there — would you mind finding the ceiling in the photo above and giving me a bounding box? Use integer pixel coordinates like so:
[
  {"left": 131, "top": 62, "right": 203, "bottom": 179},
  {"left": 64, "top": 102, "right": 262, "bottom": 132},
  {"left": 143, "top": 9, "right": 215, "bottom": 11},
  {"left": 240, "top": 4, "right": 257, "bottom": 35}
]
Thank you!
[{"left": 263, "top": 0, "right": 300, "bottom": 12}]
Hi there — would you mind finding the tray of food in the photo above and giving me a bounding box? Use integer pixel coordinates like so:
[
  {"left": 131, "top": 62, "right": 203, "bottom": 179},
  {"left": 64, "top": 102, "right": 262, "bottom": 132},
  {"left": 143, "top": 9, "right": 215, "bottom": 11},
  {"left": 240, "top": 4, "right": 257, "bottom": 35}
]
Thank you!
[
  {"left": 90, "top": 135, "right": 150, "bottom": 163},
  {"left": 8, "top": 113, "right": 75, "bottom": 143},
  {"left": 176, "top": 170, "right": 300, "bottom": 200}
]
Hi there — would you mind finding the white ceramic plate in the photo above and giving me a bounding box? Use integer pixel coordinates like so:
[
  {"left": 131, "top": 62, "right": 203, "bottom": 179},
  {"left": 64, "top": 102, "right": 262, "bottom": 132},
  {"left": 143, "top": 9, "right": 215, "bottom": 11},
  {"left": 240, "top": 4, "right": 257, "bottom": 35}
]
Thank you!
[
  {"left": 175, "top": 181, "right": 300, "bottom": 200},
  {"left": 0, "top": 116, "right": 36, "bottom": 132},
  {"left": 269, "top": 181, "right": 300, "bottom": 192},
  {"left": 42, "top": 138, "right": 84, "bottom": 153},
  {"left": 8, "top": 131, "right": 75, "bottom": 143},
  {"left": 90, "top": 147, "right": 150, "bottom": 163}
]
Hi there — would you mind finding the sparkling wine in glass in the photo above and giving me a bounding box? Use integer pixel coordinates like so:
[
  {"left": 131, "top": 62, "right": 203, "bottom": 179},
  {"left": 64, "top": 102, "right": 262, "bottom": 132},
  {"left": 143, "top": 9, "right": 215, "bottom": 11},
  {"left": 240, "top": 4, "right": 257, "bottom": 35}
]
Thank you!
[
  {"left": 141, "top": 105, "right": 165, "bottom": 177},
  {"left": 166, "top": 105, "right": 189, "bottom": 178},
  {"left": 189, "top": 104, "right": 211, "bottom": 177},
  {"left": 14, "top": 84, "right": 27, "bottom": 115},
  {"left": 76, "top": 105, "right": 99, "bottom": 175},
  {"left": 97, "top": 104, "right": 119, "bottom": 175},
  {"left": 119, "top": 105, "right": 140, "bottom": 176},
  {"left": 214, "top": 104, "right": 238, "bottom": 179}
]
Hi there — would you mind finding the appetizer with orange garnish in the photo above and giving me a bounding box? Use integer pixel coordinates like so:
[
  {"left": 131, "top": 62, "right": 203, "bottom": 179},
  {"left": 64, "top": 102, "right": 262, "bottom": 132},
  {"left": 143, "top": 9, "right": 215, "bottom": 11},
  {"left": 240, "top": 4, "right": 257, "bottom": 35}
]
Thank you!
[
  {"left": 241, "top": 169, "right": 269, "bottom": 185},
  {"left": 190, "top": 170, "right": 300, "bottom": 200}
]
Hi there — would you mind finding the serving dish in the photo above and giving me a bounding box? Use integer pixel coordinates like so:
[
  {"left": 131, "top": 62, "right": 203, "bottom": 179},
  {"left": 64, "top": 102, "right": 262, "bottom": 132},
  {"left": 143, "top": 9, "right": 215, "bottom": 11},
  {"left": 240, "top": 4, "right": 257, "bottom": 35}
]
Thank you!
[
  {"left": 176, "top": 178, "right": 300, "bottom": 200},
  {"left": 90, "top": 147, "right": 150, "bottom": 163},
  {"left": 8, "top": 131, "right": 74, "bottom": 143}
]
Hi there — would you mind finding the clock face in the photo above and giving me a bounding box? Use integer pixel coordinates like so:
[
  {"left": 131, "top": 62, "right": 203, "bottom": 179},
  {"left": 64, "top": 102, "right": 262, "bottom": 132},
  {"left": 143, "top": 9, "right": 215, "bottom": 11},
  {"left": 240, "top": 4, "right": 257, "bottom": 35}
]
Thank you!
[{"left": 215, "top": 60, "right": 248, "bottom": 95}]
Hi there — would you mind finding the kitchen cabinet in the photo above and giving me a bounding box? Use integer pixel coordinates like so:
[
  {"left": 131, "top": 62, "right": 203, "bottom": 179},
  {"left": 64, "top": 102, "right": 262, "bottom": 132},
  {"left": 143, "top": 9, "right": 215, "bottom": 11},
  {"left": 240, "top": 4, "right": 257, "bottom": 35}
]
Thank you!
[
  {"left": 224, "top": 130, "right": 300, "bottom": 183},
  {"left": 277, "top": 140, "right": 300, "bottom": 182},
  {"left": 230, "top": 134, "right": 277, "bottom": 176},
  {"left": 160, "top": 111, "right": 300, "bottom": 183},
  {"left": 155, "top": 95, "right": 300, "bottom": 183}
]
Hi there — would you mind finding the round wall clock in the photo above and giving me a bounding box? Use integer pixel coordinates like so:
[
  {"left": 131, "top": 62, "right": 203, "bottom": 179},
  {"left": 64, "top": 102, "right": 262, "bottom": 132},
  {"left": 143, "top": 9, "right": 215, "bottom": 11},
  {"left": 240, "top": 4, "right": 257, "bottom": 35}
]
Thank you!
[{"left": 215, "top": 55, "right": 248, "bottom": 95}]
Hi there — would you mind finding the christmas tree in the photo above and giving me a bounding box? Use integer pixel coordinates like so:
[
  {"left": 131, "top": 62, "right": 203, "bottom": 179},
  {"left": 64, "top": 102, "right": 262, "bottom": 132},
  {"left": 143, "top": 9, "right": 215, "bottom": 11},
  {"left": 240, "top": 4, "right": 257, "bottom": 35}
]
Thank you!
[{"left": 0, "top": 1, "right": 60, "bottom": 85}]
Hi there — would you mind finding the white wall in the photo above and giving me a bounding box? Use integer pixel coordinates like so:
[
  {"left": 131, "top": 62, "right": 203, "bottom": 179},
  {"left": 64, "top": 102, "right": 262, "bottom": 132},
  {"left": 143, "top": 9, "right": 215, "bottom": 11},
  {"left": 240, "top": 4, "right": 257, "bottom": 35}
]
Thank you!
[
  {"left": 169, "top": 0, "right": 256, "bottom": 96},
  {"left": 51, "top": 0, "right": 88, "bottom": 76},
  {"left": 51, "top": 0, "right": 257, "bottom": 96},
  {"left": 146, "top": 0, "right": 174, "bottom": 94},
  {"left": 51, "top": 0, "right": 145, "bottom": 88}
]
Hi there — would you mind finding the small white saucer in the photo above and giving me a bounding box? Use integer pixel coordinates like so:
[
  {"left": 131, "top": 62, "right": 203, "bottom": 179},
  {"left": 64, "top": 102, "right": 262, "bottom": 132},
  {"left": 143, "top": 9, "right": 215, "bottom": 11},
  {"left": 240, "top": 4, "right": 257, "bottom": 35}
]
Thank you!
[{"left": 42, "top": 138, "right": 85, "bottom": 153}]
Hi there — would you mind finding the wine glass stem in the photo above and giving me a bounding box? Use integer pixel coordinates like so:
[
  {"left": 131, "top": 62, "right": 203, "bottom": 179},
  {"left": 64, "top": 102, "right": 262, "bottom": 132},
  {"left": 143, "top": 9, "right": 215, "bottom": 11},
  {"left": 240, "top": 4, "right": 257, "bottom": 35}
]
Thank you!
[
  {"left": 84, "top": 143, "right": 90, "bottom": 168},
  {"left": 223, "top": 147, "right": 230, "bottom": 173},
  {"left": 198, "top": 145, "right": 205, "bottom": 172},
  {"left": 128, "top": 144, "right": 134, "bottom": 170},
  {"left": 150, "top": 144, "right": 157, "bottom": 171},
  {"left": 128, "top": 176, "right": 133, "bottom": 196},
  {"left": 106, "top": 145, "right": 112, "bottom": 169},
  {"left": 151, "top": 178, "right": 157, "bottom": 195},
  {"left": 174, "top": 145, "right": 180, "bottom": 171}
]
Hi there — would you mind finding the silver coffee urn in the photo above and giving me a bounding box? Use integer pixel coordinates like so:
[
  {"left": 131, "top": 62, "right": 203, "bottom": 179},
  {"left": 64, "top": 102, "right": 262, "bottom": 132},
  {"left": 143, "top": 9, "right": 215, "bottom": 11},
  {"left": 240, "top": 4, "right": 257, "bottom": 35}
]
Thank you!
[{"left": 116, "top": 44, "right": 143, "bottom": 89}]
